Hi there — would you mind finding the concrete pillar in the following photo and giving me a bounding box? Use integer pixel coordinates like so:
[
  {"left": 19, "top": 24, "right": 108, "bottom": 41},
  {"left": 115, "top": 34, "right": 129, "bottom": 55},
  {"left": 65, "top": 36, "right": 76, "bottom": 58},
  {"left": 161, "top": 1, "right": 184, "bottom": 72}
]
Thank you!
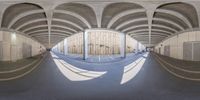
[
  {"left": 120, "top": 33, "right": 126, "bottom": 58},
  {"left": 58, "top": 43, "right": 61, "bottom": 53},
  {"left": 64, "top": 38, "right": 68, "bottom": 55},
  {"left": 83, "top": 31, "right": 88, "bottom": 60},
  {"left": 0, "top": 31, "right": 3, "bottom": 60},
  {"left": 136, "top": 41, "right": 139, "bottom": 53},
  {"left": 2, "top": 32, "right": 11, "bottom": 61},
  {"left": 11, "top": 32, "right": 17, "bottom": 62}
]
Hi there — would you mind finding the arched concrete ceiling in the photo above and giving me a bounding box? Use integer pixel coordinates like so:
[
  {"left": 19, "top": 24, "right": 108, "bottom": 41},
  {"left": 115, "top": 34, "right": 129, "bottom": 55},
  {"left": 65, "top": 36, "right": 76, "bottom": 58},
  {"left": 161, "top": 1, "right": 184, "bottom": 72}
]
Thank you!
[
  {"left": 54, "top": 3, "right": 97, "bottom": 28},
  {"left": 150, "top": 2, "right": 199, "bottom": 45},
  {"left": 1, "top": 3, "right": 49, "bottom": 46},
  {"left": 102, "top": 2, "right": 145, "bottom": 28},
  {"left": 0, "top": 1, "right": 199, "bottom": 47}
]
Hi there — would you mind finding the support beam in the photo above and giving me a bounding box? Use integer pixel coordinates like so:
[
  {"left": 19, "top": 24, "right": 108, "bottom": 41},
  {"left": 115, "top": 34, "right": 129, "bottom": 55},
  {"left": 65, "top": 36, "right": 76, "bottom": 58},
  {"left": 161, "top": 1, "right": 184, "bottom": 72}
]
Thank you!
[
  {"left": 64, "top": 38, "right": 68, "bottom": 55},
  {"left": 136, "top": 41, "right": 139, "bottom": 53},
  {"left": 89, "top": 3, "right": 105, "bottom": 28},
  {"left": 146, "top": 5, "right": 156, "bottom": 48},
  {"left": 120, "top": 33, "right": 126, "bottom": 58},
  {"left": 83, "top": 31, "right": 88, "bottom": 60}
]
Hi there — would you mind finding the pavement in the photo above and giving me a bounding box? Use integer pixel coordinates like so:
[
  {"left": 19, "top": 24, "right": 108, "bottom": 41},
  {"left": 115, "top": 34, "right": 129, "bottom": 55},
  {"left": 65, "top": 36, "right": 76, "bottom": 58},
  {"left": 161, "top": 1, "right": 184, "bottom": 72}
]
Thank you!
[
  {"left": 0, "top": 55, "right": 41, "bottom": 72},
  {"left": 0, "top": 52, "right": 200, "bottom": 100},
  {"left": 154, "top": 53, "right": 200, "bottom": 71},
  {"left": 63, "top": 53, "right": 136, "bottom": 63}
]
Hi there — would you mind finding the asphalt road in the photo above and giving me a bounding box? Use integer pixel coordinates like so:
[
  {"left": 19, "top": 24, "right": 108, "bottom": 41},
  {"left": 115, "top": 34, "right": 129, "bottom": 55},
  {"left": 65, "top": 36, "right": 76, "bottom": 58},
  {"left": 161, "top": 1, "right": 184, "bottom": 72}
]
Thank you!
[{"left": 0, "top": 52, "right": 200, "bottom": 100}]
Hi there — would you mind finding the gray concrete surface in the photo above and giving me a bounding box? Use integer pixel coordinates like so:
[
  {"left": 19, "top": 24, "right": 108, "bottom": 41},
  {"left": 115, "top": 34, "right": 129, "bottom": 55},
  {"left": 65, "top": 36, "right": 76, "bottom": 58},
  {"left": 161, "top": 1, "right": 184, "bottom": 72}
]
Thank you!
[
  {"left": 0, "top": 52, "right": 200, "bottom": 100},
  {"left": 0, "top": 55, "right": 41, "bottom": 71},
  {"left": 64, "top": 53, "right": 136, "bottom": 63}
]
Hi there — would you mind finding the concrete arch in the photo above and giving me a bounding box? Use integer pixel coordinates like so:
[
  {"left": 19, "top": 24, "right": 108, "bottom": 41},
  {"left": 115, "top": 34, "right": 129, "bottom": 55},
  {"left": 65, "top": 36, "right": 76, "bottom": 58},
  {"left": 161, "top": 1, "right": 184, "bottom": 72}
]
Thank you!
[
  {"left": 31, "top": 33, "right": 69, "bottom": 37},
  {"left": 132, "top": 36, "right": 167, "bottom": 41},
  {"left": 51, "top": 24, "right": 77, "bottom": 33},
  {"left": 153, "top": 17, "right": 185, "bottom": 30},
  {"left": 186, "top": 2, "right": 200, "bottom": 28},
  {"left": 84, "top": 3, "right": 111, "bottom": 28},
  {"left": 155, "top": 9, "right": 192, "bottom": 28},
  {"left": 22, "top": 24, "right": 77, "bottom": 33},
  {"left": 132, "top": 35, "right": 167, "bottom": 38},
  {"left": 54, "top": 10, "right": 92, "bottom": 28},
  {"left": 155, "top": 2, "right": 199, "bottom": 28},
  {"left": 122, "top": 24, "right": 148, "bottom": 33},
  {"left": 22, "top": 24, "right": 48, "bottom": 33},
  {"left": 151, "top": 24, "right": 178, "bottom": 33},
  {"left": 0, "top": 3, "right": 13, "bottom": 28},
  {"left": 131, "top": 36, "right": 166, "bottom": 41},
  {"left": 8, "top": 10, "right": 45, "bottom": 28},
  {"left": 33, "top": 36, "right": 64, "bottom": 40},
  {"left": 15, "top": 18, "right": 47, "bottom": 30},
  {"left": 27, "top": 29, "right": 73, "bottom": 36},
  {"left": 102, "top": 2, "right": 144, "bottom": 28},
  {"left": 116, "top": 17, "right": 184, "bottom": 31},
  {"left": 122, "top": 24, "right": 177, "bottom": 33},
  {"left": 115, "top": 17, "right": 147, "bottom": 30},
  {"left": 54, "top": 2, "right": 97, "bottom": 28},
  {"left": 27, "top": 29, "right": 48, "bottom": 35},
  {"left": 128, "top": 28, "right": 173, "bottom": 35},
  {"left": 132, "top": 35, "right": 166, "bottom": 40},
  {"left": 131, "top": 32, "right": 168, "bottom": 37},
  {"left": 52, "top": 18, "right": 84, "bottom": 30},
  {"left": 107, "top": 9, "right": 146, "bottom": 28},
  {"left": 1, "top": 2, "right": 46, "bottom": 28}
]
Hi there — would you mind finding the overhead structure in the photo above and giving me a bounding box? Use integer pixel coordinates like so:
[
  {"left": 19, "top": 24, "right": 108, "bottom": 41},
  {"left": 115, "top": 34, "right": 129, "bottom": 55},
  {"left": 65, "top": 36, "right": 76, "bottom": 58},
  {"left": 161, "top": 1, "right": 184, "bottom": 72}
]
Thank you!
[{"left": 0, "top": 1, "right": 199, "bottom": 48}]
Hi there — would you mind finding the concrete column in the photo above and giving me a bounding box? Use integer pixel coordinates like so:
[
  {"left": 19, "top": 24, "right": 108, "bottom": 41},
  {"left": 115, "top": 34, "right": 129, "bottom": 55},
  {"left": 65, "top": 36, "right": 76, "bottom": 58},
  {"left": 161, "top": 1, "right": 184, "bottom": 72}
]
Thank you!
[
  {"left": 2, "top": 32, "right": 11, "bottom": 61},
  {"left": 0, "top": 31, "right": 3, "bottom": 61},
  {"left": 136, "top": 41, "right": 139, "bottom": 53},
  {"left": 64, "top": 38, "right": 68, "bottom": 55},
  {"left": 120, "top": 33, "right": 126, "bottom": 58},
  {"left": 11, "top": 32, "right": 17, "bottom": 62},
  {"left": 58, "top": 43, "right": 61, "bottom": 53},
  {"left": 83, "top": 31, "right": 88, "bottom": 60}
]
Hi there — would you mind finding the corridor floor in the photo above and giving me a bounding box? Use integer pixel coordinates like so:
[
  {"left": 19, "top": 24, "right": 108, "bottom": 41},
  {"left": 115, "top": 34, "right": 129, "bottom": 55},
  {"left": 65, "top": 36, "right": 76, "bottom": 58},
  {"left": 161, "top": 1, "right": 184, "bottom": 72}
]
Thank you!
[{"left": 0, "top": 52, "right": 200, "bottom": 100}]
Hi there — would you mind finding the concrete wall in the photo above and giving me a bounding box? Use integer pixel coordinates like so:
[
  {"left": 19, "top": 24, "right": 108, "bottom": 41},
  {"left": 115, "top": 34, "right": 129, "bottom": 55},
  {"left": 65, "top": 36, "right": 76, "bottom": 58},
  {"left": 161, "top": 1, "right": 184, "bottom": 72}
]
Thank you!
[
  {"left": 52, "top": 29, "right": 146, "bottom": 55},
  {"left": 155, "top": 31, "right": 200, "bottom": 61},
  {"left": 126, "top": 35, "right": 138, "bottom": 53},
  {"left": 0, "top": 31, "right": 46, "bottom": 61}
]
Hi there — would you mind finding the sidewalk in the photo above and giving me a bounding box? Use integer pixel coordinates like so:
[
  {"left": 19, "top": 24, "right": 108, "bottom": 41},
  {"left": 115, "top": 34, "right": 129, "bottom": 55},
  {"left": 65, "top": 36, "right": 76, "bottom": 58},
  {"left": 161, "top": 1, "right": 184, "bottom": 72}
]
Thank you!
[
  {"left": 153, "top": 53, "right": 200, "bottom": 71},
  {"left": 0, "top": 55, "right": 42, "bottom": 72},
  {"left": 56, "top": 52, "right": 137, "bottom": 63}
]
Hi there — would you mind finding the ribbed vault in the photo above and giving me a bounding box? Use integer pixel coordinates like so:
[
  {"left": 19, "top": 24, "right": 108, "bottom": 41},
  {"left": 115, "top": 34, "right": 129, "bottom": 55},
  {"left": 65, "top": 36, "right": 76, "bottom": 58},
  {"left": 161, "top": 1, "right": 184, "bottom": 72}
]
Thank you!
[
  {"left": 1, "top": 3, "right": 48, "bottom": 46},
  {"left": 102, "top": 2, "right": 148, "bottom": 44},
  {"left": 0, "top": 1, "right": 199, "bottom": 48},
  {"left": 151, "top": 2, "right": 199, "bottom": 44}
]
